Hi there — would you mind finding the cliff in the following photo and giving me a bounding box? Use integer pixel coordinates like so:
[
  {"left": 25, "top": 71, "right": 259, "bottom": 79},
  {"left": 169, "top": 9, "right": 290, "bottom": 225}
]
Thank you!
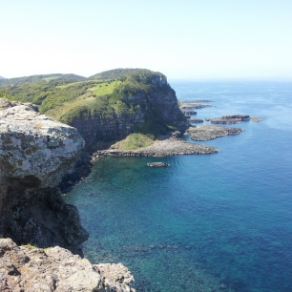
[
  {"left": 0, "top": 98, "right": 136, "bottom": 291},
  {"left": 1, "top": 69, "right": 189, "bottom": 151},
  {"left": 0, "top": 99, "right": 88, "bottom": 252},
  {"left": 67, "top": 70, "right": 189, "bottom": 149}
]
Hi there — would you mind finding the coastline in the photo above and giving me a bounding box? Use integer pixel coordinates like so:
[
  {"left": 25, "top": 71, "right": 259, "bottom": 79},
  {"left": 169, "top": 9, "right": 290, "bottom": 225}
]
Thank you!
[{"left": 92, "top": 136, "right": 219, "bottom": 158}]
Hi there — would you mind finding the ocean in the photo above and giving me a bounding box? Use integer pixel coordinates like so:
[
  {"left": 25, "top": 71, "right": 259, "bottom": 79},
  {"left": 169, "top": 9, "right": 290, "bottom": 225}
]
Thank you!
[{"left": 64, "top": 80, "right": 292, "bottom": 292}]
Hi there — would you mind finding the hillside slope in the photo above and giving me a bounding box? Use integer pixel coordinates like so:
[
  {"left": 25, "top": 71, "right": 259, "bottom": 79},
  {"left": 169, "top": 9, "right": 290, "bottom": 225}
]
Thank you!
[
  {"left": 89, "top": 68, "right": 140, "bottom": 80},
  {"left": 0, "top": 73, "right": 85, "bottom": 87}
]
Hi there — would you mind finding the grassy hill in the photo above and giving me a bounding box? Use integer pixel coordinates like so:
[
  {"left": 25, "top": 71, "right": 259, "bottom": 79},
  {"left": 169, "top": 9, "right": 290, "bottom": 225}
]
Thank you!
[
  {"left": 0, "top": 73, "right": 85, "bottom": 87},
  {"left": 89, "top": 68, "right": 141, "bottom": 80}
]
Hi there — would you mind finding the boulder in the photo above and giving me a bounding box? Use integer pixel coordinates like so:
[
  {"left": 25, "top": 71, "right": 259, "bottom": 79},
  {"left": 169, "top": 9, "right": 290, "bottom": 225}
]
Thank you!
[
  {"left": 0, "top": 101, "right": 85, "bottom": 187},
  {"left": 0, "top": 238, "right": 135, "bottom": 292}
]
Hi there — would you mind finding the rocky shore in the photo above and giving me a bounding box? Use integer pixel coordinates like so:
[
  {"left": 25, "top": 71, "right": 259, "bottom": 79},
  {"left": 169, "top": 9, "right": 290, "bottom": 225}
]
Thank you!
[
  {"left": 186, "top": 125, "right": 244, "bottom": 141},
  {"left": 0, "top": 238, "right": 135, "bottom": 292},
  {"left": 93, "top": 136, "right": 219, "bottom": 158}
]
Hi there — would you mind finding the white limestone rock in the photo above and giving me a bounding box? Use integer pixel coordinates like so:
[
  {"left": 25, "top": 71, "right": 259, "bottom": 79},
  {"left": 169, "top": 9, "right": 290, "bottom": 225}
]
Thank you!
[{"left": 0, "top": 100, "right": 85, "bottom": 187}]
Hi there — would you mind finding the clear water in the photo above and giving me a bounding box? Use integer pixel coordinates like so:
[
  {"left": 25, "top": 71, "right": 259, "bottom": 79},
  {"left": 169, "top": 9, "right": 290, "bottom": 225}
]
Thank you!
[{"left": 65, "top": 80, "right": 292, "bottom": 292}]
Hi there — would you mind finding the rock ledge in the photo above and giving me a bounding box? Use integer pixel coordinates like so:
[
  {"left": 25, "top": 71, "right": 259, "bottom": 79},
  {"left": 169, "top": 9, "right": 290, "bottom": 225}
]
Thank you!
[{"left": 0, "top": 238, "right": 135, "bottom": 292}]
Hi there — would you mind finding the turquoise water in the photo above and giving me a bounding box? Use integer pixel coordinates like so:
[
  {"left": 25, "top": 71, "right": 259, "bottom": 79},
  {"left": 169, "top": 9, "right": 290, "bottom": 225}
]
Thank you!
[{"left": 65, "top": 81, "right": 292, "bottom": 292}]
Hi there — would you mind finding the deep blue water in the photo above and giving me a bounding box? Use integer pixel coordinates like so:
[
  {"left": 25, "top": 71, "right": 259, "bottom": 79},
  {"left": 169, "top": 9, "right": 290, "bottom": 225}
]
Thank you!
[{"left": 65, "top": 81, "right": 292, "bottom": 292}]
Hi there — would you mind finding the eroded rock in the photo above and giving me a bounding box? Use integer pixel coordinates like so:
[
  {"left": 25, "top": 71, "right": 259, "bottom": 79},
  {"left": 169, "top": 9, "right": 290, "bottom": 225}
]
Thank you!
[
  {"left": 94, "top": 137, "right": 219, "bottom": 157},
  {"left": 205, "top": 114, "right": 250, "bottom": 124},
  {"left": 0, "top": 99, "right": 87, "bottom": 251},
  {"left": 0, "top": 238, "right": 135, "bottom": 292},
  {"left": 186, "top": 125, "right": 243, "bottom": 141},
  {"left": 0, "top": 101, "right": 85, "bottom": 188}
]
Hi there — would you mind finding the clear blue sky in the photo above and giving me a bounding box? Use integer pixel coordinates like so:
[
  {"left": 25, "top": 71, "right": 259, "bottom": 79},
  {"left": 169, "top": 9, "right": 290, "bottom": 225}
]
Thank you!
[{"left": 1, "top": 0, "right": 292, "bottom": 80}]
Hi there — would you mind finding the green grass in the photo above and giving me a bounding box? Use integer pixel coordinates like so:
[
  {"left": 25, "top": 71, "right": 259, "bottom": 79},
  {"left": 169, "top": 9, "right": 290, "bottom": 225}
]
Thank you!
[
  {"left": 2, "top": 69, "right": 187, "bottom": 138},
  {"left": 46, "top": 80, "right": 121, "bottom": 121},
  {"left": 117, "top": 133, "right": 154, "bottom": 150}
]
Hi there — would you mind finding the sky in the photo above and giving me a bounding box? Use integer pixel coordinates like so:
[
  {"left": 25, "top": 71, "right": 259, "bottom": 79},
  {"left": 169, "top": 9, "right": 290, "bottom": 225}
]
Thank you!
[{"left": 1, "top": 0, "right": 292, "bottom": 80}]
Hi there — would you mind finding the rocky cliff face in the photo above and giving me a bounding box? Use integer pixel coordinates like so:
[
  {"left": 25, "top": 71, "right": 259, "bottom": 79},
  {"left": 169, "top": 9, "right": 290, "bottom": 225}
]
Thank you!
[
  {"left": 0, "top": 238, "right": 135, "bottom": 292},
  {"left": 0, "top": 99, "right": 88, "bottom": 252},
  {"left": 69, "top": 73, "right": 189, "bottom": 149}
]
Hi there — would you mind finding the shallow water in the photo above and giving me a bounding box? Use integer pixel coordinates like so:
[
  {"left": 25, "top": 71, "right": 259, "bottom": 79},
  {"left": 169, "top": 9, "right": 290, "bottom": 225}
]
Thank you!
[{"left": 65, "top": 80, "right": 292, "bottom": 292}]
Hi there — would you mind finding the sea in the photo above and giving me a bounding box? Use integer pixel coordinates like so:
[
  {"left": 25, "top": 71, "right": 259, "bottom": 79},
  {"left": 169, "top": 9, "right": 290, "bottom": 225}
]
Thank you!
[{"left": 64, "top": 80, "right": 292, "bottom": 292}]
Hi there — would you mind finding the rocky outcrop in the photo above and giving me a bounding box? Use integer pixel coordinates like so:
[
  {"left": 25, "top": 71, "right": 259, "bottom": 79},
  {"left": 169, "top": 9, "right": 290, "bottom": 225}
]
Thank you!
[
  {"left": 0, "top": 99, "right": 88, "bottom": 251},
  {"left": 94, "top": 136, "right": 219, "bottom": 157},
  {"left": 189, "top": 118, "right": 204, "bottom": 123},
  {"left": 186, "top": 125, "right": 243, "bottom": 141},
  {"left": 0, "top": 102, "right": 85, "bottom": 188},
  {"left": 0, "top": 238, "right": 135, "bottom": 292},
  {"left": 69, "top": 73, "right": 189, "bottom": 150},
  {"left": 147, "top": 162, "right": 170, "bottom": 167},
  {"left": 205, "top": 114, "right": 250, "bottom": 124}
]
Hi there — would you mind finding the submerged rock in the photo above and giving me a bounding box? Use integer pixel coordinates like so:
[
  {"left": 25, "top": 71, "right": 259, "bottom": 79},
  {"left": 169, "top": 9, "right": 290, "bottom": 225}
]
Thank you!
[
  {"left": 0, "top": 238, "right": 135, "bottom": 292},
  {"left": 147, "top": 162, "right": 170, "bottom": 167},
  {"left": 186, "top": 125, "right": 243, "bottom": 140}
]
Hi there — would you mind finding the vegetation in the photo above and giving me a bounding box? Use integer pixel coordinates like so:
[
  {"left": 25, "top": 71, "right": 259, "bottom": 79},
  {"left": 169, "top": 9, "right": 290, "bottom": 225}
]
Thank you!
[
  {"left": 22, "top": 243, "right": 39, "bottom": 249},
  {"left": 89, "top": 68, "right": 140, "bottom": 80},
  {"left": 115, "top": 133, "right": 154, "bottom": 150},
  {"left": 0, "top": 73, "right": 85, "bottom": 87},
  {"left": 0, "top": 69, "right": 185, "bottom": 139}
]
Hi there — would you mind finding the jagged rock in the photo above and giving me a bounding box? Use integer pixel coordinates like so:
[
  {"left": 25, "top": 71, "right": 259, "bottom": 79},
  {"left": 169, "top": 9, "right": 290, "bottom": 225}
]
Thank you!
[
  {"left": 95, "top": 263, "right": 135, "bottom": 292},
  {"left": 0, "top": 99, "right": 87, "bottom": 251},
  {"left": 186, "top": 125, "right": 243, "bottom": 141},
  {"left": 0, "top": 100, "right": 85, "bottom": 188},
  {"left": 0, "top": 238, "right": 135, "bottom": 292},
  {"left": 205, "top": 114, "right": 250, "bottom": 124}
]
